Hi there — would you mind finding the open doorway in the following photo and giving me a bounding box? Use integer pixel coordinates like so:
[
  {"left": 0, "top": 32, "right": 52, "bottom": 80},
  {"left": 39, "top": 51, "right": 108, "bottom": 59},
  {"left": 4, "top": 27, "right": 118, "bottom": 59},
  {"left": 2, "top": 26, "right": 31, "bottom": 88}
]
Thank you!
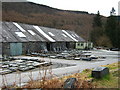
[
  {"left": 47, "top": 42, "right": 51, "bottom": 51},
  {"left": 66, "top": 42, "right": 70, "bottom": 49}
]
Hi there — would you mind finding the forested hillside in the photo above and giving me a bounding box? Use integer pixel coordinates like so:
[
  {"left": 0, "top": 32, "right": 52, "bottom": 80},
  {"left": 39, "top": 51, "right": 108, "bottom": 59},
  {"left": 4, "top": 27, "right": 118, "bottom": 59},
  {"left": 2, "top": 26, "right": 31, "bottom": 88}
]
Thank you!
[
  {"left": 2, "top": 2, "right": 119, "bottom": 48},
  {"left": 2, "top": 2, "right": 106, "bottom": 40}
]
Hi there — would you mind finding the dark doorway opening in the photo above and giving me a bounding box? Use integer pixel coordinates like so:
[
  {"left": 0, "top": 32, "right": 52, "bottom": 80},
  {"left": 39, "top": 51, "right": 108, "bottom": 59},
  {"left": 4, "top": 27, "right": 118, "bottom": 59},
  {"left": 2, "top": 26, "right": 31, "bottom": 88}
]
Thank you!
[
  {"left": 47, "top": 42, "right": 51, "bottom": 51},
  {"left": 66, "top": 42, "right": 70, "bottom": 49}
]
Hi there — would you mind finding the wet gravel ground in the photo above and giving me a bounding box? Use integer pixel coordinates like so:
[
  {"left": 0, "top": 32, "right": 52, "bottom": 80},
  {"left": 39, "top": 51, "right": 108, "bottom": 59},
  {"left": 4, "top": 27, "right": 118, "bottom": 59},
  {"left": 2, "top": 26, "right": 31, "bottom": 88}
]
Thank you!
[
  {"left": 24, "top": 62, "right": 76, "bottom": 73},
  {"left": 0, "top": 50, "right": 119, "bottom": 87}
]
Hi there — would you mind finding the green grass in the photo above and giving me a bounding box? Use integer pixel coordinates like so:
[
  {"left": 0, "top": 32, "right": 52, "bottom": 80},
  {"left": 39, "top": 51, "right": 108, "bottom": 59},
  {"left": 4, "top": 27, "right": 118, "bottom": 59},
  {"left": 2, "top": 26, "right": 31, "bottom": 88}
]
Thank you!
[
  {"left": 92, "top": 62, "right": 120, "bottom": 88},
  {"left": 81, "top": 62, "right": 119, "bottom": 88},
  {"left": 101, "top": 62, "right": 119, "bottom": 70},
  {"left": 93, "top": 73, "right": 119, "bottom": 88}
]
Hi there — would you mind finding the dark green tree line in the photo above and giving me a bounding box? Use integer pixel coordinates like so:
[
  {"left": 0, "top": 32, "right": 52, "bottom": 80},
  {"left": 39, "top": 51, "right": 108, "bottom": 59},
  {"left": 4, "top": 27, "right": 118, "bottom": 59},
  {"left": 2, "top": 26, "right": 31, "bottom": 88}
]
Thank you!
[
  {"left": 92, "top": 11, "right": 102, "bottom": 27},
  {"left": 91, "top": 9, "right": 120, "bottom": 48},
  {"left": 105, "top": 16, "right": 120, "bottom": 48},
  {"left": 91, "top": 11, "right": 105, "bottom": 46},
  {"left": 91, "top": 11, "right": 113, "bottom": 47}
]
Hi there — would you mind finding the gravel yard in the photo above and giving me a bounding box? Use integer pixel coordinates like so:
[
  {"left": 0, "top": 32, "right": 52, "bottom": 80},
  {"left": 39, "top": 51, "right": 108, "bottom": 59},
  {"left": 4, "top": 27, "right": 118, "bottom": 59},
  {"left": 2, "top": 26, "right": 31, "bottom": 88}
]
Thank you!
[{"left": 0, "top": 49, "right": 119, "bottom": 87}]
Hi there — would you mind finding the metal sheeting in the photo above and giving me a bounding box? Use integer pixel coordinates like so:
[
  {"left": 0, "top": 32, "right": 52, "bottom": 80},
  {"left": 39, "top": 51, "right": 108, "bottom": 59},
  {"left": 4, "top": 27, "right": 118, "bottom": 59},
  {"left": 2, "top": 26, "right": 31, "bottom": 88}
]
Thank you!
[{"left": 1, "top": 21, "right": 85, "bottom": 42}]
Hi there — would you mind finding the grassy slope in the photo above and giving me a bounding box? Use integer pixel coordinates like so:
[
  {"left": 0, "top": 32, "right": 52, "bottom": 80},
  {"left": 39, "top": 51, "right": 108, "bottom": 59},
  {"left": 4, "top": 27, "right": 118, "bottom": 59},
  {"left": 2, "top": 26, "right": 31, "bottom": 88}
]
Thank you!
[{"left": 93, "top": 62, "right": 119, "bottom": 88}]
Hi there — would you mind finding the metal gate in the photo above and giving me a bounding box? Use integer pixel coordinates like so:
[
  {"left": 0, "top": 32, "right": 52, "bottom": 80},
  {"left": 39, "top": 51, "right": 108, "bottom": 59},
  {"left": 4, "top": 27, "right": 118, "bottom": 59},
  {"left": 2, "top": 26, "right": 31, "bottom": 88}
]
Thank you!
[{"left": 10, "top": 43, "right": 22, "bottom": 56}]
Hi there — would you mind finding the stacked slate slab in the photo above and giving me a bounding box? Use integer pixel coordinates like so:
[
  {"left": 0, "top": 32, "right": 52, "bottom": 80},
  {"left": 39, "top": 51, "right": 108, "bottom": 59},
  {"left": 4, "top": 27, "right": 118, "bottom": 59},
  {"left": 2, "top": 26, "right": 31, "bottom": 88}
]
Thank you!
[{"left": 63, "top": 78, "right": 77, "bottom": 88}]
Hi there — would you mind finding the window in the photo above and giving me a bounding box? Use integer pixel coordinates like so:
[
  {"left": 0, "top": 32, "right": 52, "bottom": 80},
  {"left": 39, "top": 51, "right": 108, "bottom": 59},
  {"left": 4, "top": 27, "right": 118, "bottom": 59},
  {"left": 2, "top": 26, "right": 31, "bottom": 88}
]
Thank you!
[
  {"left": 62, "top": 34, "right": 67, "bottom": 37},
  {"left": 48, "top": 32, "right": 55, "bottom": 36},
  {"left": 88, "top": 43, "right": 91, "bottom": 46},
  {"left": 75, "top": 34, "right": 79, "bottom": 38},
  {"left": 13, "top": 22, "right": 26, "bottom": 32},
  {"left": 72, "top": 34, "right": 75, "bottom": 37},
  {"left": 15, "top": 32, "right": 26, "bottom": 37},
  {"left": 62, "top": 30, "right": 78, "bottom": 42},
  {"left": 77, "top": 43, "right": 80, "bottom": 46},
  {"left": 81, "top": 43, "right": 83, "bottom": 46},
  {"left": 28, "top": 30, "right": 36, "bottom": 35},
  {"left": 77, "top": 43, "right": 83, "bottom": 46},
  {"left": 33, "top": 26, "right": 55, "bottom": 42}
]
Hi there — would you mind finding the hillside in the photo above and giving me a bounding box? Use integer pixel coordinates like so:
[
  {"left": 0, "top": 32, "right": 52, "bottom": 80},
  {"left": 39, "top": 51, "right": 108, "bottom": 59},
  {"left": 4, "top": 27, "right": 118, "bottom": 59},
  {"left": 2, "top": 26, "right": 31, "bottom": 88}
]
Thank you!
[{"left": 2, "top": 2, "right": 106, "bottom": 40}]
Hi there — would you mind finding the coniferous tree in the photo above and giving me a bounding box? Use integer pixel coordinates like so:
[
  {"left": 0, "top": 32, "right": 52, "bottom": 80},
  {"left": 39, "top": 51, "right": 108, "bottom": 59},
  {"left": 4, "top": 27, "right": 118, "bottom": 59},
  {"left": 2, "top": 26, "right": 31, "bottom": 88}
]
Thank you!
[
  {"left": 105, "top": 16, "right": 120, "bottom": 48},
  {"left": 110, "top": 7, "right": 116, "bottom": 16},
  {"left": 92, "top": 11, "right": 102, "bottom": 27},
  {"left": 91, "top": 11, "right": 104, "bottom": 46},
  {"left": 116, "top": 22, "right": 120, "bottom": 48}
]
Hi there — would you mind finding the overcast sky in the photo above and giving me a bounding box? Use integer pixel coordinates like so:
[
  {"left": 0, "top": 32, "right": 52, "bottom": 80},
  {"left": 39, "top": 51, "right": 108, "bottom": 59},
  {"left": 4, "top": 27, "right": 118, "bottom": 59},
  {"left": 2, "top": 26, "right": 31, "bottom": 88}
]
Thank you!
[{"left": 27, "top": 0, "right": 119, "bottom": 16}]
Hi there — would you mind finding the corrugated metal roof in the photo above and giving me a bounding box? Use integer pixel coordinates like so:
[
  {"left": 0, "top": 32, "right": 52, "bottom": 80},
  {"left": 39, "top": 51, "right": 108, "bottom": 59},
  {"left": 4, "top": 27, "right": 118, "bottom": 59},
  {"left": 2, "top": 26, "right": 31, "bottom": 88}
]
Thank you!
[{"left": 0, "top": 21, "right": 85, "bottom": 42}]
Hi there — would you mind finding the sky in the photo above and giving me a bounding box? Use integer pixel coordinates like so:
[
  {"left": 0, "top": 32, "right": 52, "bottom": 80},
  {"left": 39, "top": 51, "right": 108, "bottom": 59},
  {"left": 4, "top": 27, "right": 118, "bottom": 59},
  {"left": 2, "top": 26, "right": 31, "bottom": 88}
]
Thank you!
[{"left": 27, "top": 0, "right": 119, "bottom": 16}]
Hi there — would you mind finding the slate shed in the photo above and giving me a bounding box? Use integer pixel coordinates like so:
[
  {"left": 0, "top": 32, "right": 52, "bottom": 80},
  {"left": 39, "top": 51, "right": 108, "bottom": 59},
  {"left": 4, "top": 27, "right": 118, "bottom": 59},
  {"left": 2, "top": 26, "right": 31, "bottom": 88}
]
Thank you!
[{"left": 0, "top": 21, "right": 85, "bottom": 56}]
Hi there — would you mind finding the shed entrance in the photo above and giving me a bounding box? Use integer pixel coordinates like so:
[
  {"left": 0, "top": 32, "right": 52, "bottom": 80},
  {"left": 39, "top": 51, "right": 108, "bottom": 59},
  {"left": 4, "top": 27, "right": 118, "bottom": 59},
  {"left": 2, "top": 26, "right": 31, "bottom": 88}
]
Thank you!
[
  {"left": 47, "top": 42, "right": 50, "bottom": 51},
  {"left": 10, "top": 43, "right": 22, "bottom": 56}
]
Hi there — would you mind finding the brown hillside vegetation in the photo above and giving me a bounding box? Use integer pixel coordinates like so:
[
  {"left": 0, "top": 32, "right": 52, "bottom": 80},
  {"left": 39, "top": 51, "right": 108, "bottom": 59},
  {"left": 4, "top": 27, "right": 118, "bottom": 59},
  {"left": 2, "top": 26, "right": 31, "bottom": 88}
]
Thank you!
[{"left": 2, "top": 2, "right": 106, "bottom": 40}]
